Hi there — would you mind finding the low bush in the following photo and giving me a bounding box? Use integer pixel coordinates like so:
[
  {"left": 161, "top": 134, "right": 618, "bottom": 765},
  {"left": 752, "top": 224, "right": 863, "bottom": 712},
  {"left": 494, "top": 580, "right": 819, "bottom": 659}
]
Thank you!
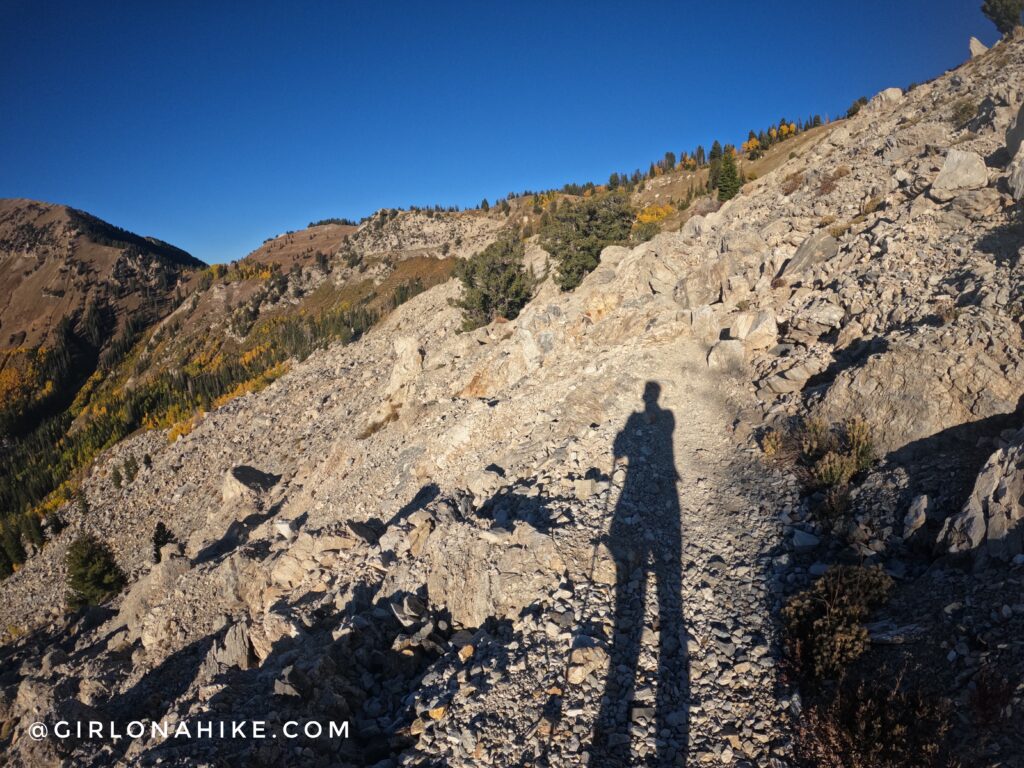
[
  {"left": 781, "top": 172, "right": 805, "bottom": 196},
  {"left": 795, "top": 670, "right": 956, "bottom": 768},
  {"left": 783, "top": 565, "right": 893, "bottom": 682},
  {"left": 66, "top": 535, "right": 126, "bottom": 610}
]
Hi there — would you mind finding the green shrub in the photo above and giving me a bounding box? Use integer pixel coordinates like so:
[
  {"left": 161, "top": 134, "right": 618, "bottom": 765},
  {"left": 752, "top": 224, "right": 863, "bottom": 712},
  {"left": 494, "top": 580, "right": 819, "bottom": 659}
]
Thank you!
[
  {"left": 539, "top": 191, "right": 633, "bottom": 291},
  {"left": 454, "top": 236, "right": 535, "bottom": 330},
  {"left": 631, "top": 221, "right": 660, "bottom": 243},
  {"left": 783, "top": 565, "right": 893, "bottom": 682},
  {"left": 950, "top": 97, "right": 977, "bottom": 128},
  {"left": 66, "top": 535, "right": 126, "bottom": 610}
]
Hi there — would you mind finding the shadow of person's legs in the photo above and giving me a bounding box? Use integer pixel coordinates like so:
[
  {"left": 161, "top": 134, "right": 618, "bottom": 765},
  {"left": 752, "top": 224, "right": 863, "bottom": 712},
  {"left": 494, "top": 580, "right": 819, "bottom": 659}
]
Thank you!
[
  {"left": 655, "top": 511, "right": 687, "bottom": 766},
  {"left": 595, "top": 555, "right": 645, "bottom": 765}
]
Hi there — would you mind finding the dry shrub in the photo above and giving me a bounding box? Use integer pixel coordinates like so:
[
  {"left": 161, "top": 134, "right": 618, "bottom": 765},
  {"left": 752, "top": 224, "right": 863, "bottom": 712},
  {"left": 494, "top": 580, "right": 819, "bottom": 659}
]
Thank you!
[
  {"left": 812, "top": 452, "right": 858, "bottom": 489},
  {"left": 818, "top": 166, "right": 851, "bottom": 197},
  {"left": 969, "top": 665, "right": 1015, "bottom": 728},
  {"left": 950, "top": 97, "right": 977, "bottom": 128},
  {"left": 795, "top": 671, "right": 957, "bottom": 768},
  {"left": 781, "top": 172, "right": 805, "bottom": 196},
  {"left": 783, "top": 565, "right": 893, "bottom": 682},
  {"left": 828, "top": 221, "right": 852, "bottom": 239},
  {"left": 860, "top": 196, "right": 883, "bottom": 216},
  {"left": 819, "top": 484, "right": 851, "bottom": 523},
  {"left": 801, "top": 417, "right": 875, "bottom": 490}
]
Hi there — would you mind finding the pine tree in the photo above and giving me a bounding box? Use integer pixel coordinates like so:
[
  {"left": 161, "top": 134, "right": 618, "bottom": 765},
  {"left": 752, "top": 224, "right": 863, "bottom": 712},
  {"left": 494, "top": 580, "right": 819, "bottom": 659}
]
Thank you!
[
  {"left": 982, "top": 0, "right": 1024, "bottom": 35},
  {"left": 480, "top": 198, "right": 490, "bottom": 212},
  {"left": 718, "top": 149, "right": 741, "bottom": 202},
  {"left": 152, "top": 522, "right": 176, "bottom": 563},
  {"left": 0, "top": 521, "right": 25, "bottom": 567},
  {"left": 710, "top": 141, "right": 723, "bottom": 162},
  {"left": 454, "top": 236, "right": 535, "bottom": 329},
  {"left": 111, "top": 466, "right": 123, "bottom": 489},
  {"left": 66, "top": 535, "right": 126, "bottom": 609}
]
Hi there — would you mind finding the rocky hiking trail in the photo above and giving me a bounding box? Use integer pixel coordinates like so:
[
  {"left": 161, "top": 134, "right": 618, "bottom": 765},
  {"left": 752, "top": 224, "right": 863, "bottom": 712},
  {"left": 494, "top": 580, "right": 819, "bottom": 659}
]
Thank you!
[{"left": 526, "top": 346, "right": 790, "bottom": 767}]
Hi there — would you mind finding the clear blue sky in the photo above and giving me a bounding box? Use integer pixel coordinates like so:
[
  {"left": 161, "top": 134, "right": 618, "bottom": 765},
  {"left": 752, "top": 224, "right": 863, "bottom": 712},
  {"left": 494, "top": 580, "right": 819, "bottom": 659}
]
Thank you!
[{"left": 0, "top": 1, "right": 999, "bottom": 264}]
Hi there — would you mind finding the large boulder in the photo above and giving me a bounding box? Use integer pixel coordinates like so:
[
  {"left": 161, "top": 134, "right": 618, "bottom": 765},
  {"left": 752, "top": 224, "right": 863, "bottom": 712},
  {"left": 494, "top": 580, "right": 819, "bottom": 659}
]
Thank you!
[
  {"left": 939, "top": 427, "right": 1024, "bottom": 562},
  {"left": 1007, "top": 101, "right": 1024, "bottom": 159},
  {"left": 113, "top": 550, "right": 191, "bottom": 643},
  {"left": 969, "top": 36, "right": 988, "bottom": 58},
  {"left": 425, "top": 521, "right": 565, "bottom": 628},
  {"left": 675, "top": 253, "right": 734, "bottom": 308},
  {"left": 818, "top": 343, "right": 1023, "bottom": 456},
  {"left": 221, "top": 465, "right": 280, "bottom": 506},
  {"left": 1010, "top": 146, "right": 1024, "bottom": 201},
  {"left": 929, "top": 150, "right": 988, "bottom": 202},
  {"left": 869, "top": 87, "right": 903, "bottom": 110},
  {"left": 780, "top": 231, "right": 838, "bottom": 277}
]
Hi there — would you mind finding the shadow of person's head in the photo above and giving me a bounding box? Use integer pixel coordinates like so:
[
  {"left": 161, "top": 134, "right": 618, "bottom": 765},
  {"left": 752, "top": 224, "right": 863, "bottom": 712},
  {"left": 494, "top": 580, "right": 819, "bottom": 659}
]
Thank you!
[{"left": 644, "top": 380, "right": 661, "bottom": 411}]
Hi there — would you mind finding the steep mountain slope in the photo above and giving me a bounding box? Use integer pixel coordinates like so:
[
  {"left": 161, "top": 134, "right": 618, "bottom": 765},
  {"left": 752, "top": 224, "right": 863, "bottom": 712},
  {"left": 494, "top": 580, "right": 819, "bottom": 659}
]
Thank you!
[
  {"left": 0, "top": 199, "right": 202, "bottom": 435},
  {"left": 2, "top": 36, "right": 1024, "bottom": 768}
]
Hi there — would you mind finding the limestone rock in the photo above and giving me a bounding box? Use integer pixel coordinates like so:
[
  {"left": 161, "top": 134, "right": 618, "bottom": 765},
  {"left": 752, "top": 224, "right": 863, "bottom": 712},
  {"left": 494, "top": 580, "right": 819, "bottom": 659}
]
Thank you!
[
  {"left": 707, "top": 340, "right": 746, "bottom": 372},
  {"left": 1009, "top": 146, "right": 1024, "bottom": 201},
  {"left": 969, "top": 36, "right": 988, "bottom": 58},
  {"left": 929, "top": 150, "right": 988, "bottom": 202},
  {"left": 780, "top": 231, "right": 839, "bottom": 277},
  {"left": 940, "top": 427, "right": 1024, "bottom": 561}
]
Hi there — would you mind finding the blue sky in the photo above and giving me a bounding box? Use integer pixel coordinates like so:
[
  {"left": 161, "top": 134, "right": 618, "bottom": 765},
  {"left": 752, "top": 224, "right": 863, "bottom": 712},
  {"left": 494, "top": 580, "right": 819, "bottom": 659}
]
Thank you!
[{"left": 0, "top": 1, "right": 999, "bottom": 263}]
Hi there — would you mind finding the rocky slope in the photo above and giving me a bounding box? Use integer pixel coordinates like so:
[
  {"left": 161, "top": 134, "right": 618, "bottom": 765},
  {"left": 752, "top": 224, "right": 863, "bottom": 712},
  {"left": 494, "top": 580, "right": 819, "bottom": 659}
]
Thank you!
[{"left": 2, "top": 35, "right": 1024, "bottom": 768}]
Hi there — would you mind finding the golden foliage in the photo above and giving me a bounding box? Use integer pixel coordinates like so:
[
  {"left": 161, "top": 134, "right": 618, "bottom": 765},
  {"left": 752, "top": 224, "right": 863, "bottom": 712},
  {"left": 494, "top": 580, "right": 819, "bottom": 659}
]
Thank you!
[{"left": 635, "top": 204, "right": 674, "bottom": 224}]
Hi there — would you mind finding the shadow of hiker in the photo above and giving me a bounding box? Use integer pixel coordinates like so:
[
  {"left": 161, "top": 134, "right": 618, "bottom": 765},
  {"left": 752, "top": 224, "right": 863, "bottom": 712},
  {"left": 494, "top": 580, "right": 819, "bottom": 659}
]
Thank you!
[{"left": 593, "top": 381, "right": 689, "bottom": 767}]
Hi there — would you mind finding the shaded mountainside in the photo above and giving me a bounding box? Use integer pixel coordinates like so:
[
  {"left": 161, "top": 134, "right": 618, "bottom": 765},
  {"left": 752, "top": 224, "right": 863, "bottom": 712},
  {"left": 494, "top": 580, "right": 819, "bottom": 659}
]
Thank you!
[
  {"left": 3, "top": 34, "right": 1024, "bottom": 768},
  {"left": 0, "top": 199, "right": 203, "bottom": 438}
]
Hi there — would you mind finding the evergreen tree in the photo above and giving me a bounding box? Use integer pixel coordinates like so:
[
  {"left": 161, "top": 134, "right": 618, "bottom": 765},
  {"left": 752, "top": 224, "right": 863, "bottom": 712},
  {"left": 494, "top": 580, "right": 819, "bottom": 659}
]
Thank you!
[
  {"left": 124, "top": 456, "right": 139, "bottom": 484},
  {"left": 66, "top": 535, "right": 126, "bottom": 610},
  {"left": 0, "top": 521, "right": 25, "bottom": 566},
  {"left": 539, "top": 191, "right": 634, "bottom": 291},
  {"left": 152, "top": 522, "right": 176, "bottom": 563},
  {"left": 982, "top": 0, "right": 1024, "bottom": 35},
  {"left": 717, "top": 149, "right": 741, "bottom": 202},
  {"left": 111, "top": 466, "right": 123, "bottom": 489},
  {"left": 709, "top": 140, "right": 723, "bottom": 162},
  {"left": 695, "top": 145, "right": 706, "bottom": 166},
  {"left": 454, "top": 236, "right": 535, "bottom": 330},
  {"left": 19, "top": 514, "right": 44, "bottom": 549},
  {"left": 480, "top": 198, "right": 490, "bottom": 212}
]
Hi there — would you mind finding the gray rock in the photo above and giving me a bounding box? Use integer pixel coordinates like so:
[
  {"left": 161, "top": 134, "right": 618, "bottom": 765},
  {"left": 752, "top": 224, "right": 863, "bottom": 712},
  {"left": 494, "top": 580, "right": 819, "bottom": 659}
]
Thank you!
[
  {"left": 792, "top": 529, "right": 820, "bottom": 552},
  {"left": 1009, "top": 146, "right": 1024, "bottom": 201},
  {"left": 1008, "top": 101, "right": 1024, "bottom": 159},
  {"left": 781, "top": 231, "right": 839, "bottom": 277},
  {"left": 940, "top": 427, "right": 1024, "bottom": 561},
  {"left": 706, "top": 340, "right": 746, "bottom": 372},
  {"left": 930, "top": 150, "right": 988, "bottom": 202}
]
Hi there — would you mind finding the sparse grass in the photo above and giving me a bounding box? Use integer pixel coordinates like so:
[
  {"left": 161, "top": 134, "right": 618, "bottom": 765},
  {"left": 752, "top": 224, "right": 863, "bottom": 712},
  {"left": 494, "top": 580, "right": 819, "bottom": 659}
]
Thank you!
[
  {"left": 828, "top": 222, "right": 852, "bottom": 239},
  {"left": 860, "top": 196, "right": 884, "bottom": 216},
  {"left": 357, "top": 406, "right": 400, "bottom": 440}
]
